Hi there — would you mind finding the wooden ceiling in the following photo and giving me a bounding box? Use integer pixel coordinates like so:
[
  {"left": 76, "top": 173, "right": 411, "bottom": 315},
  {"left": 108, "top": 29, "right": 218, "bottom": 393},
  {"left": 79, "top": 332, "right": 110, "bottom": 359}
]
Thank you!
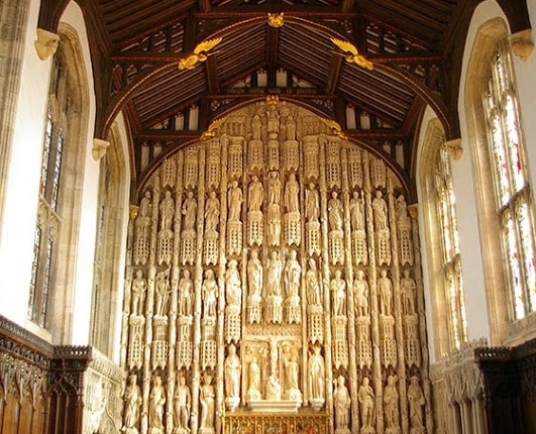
[{"left": 38, "top": 0, "right": 532, "bottom": 195}]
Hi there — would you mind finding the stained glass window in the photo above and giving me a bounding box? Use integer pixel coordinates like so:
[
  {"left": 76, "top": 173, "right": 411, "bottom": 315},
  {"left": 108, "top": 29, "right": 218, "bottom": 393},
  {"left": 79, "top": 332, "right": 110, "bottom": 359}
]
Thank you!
[{"left": 484, "top": 42, "right": 536, "bottom": 320}]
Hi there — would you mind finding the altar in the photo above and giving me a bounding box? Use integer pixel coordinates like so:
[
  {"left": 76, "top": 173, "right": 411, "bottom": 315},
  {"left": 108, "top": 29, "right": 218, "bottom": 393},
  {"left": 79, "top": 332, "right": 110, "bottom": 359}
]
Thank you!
[{"left": 223, "top": 410, "right": 329, "bottom": 434}]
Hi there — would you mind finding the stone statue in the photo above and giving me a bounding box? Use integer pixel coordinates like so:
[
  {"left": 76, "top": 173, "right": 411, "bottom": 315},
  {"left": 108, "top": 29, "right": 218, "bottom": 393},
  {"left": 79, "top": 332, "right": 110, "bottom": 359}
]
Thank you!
[
  {"left": 401, "top": 269, "right": 417, "bottom": 315},
  {"left": 202, "top": 269, "right": 218, "bottom": 318},
  {"left": 286, "top": 115, "right": 297, "bottom": 141},
  {"left": 204, "top": 191, "right": 220, "bottom": 232},
  {"left": 123, "top": 374, "right": 142, "bottom": 430},
  {"left": 349, "top": 191, "right": 364, "bottom": 231},
  {"left": 306, "top": 258, "right": 321, "bottom": 306},
  {"left": 248, "top": 175, "right": 264, "bottom": 212},
  {"left": 131, "top": 269, "right": 147, "bottom": 316},
  {"left": 155, "top": 269, "right": 170, "bottom": 316},
  {"left": 267, "top": 171, "right": 281, "bottom": 206},
  {"left": 372, "top": 190, "right": 388, "bottom": 231},
  {"left": 159, "top": 190, "right": 175, "bottom": 231},
  {"left": 305, "top": 183, "right": 320, "bottom": 221},
  {"left": 225, "top": 260, "right": 242, "bottom": 306},
  {"left": 358, "top": 377, "right": 374, "bottom": 429},
  {"left": 284, "top": 250, "right": 302, "bottom": 299},
  {"left": 396, "top": 195, "right": 410, "bottom": 225},
  {"left": 139, "top": 191, "right": 152, "bottom": 218},
  {"left": 228, "top": 181, "right": 243, "bottom": 221},
  {"left": 284, "top": 173, "right": 300, "bottom": 213},
  {"left": 328, "top": 191, "right": 343, "bottom": 231},
  {"left": 308, "top": 346, "right": 325, "bottom": 401},
  {"left": 247, "top": 249, "right": 263, "bottom": 299},
  {"left": 252, "top": 114, "right": 262, "bottom": 141},
  {"left": 247, "top": 356, "right": 261, "bottom": 398},
  {"left": 174, "top": 375, "right": 191, "bottom": 431},
  {"left": 224, "top": 344, "right": 241, "bottom": 400},
  {"left": 266, "top": 374, "right": 282, "bottom": 400},
  {"left": 178, "top": 269, "right": 193, "bottom": 317},
  {"left": 408, "top": 376, "right": 425, "bottom": 429},
  {"left": 331, "top": 270, "right": 346, "bottom": 317},
  {"left": 267, "top": 251, "right": 283, "bottom": 297},
  {"left": 333, "top": 376, "right": 351, "bottom": 431},
  {"left": 284, "top": 354, "right": 299, "bottom": 392},
  {"left": 378, "top": 269, "right": 393, "bottom": 316},
  {"left": 384, "top": 374, "right": 400, "bottom": 431},
  {"left": 182, "top": 191, "right": 197, "bottom": 231},
  {"left": 267, "top": 104, "right": 280, "bottom": 133},
  {"left": 199, "top": 373, "right": 215, "bottom": 429},
  {"left": 149, "top": 375, "right": 166, "bottom": 431},
  {"left": 353, "top": 270, "right": 369, "bottom": 316}
]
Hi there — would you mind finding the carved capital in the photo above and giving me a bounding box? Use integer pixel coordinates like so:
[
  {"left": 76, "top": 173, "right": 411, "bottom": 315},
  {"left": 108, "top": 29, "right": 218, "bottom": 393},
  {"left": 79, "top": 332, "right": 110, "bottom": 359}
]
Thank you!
[
  {"left": 92, "top": 138, "right": 110, "bottom": 161},
  {"left": 509, "top": 29, "right": 534, "bottom": 61},
  {"left": 35, "top": 28, "right": 59, "bottom": 61},
  {"left": 445, "top": 138, "right": 463, "bottom": 160}
]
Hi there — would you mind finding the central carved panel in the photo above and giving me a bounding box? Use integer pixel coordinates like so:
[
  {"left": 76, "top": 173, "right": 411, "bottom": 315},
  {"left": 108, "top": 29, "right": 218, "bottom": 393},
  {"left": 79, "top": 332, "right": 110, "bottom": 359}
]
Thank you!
[{"left": 120, "top": 101, "right": 429, "bottom": 434}]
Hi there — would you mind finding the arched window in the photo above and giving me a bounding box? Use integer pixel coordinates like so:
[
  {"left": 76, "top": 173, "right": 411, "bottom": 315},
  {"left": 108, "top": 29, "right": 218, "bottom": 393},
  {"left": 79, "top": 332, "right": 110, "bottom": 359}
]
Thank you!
[
  {"left": 420, "top": 119, "right": 467, "bottom": 355},
  {"left": 27, "top": 26, "right": 89, "bottom": 338}
]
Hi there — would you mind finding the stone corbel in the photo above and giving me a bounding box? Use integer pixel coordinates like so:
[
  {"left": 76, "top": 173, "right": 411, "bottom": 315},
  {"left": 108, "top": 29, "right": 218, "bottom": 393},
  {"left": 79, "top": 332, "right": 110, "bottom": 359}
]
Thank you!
[
  {"left": 445, "top": 138, "right": 463, "bottom": 160},
  {"left": 92, "top": 138, "right": 110, "bottom": 161},
  {"left": 509, "top": 29, "right": 534, "bottom": 61},
  {"left": 35, "top": 28, "right": 59, "bottom": 61},
  {"left": 408, "top": 203, "right": 418, "bottom": 220}
]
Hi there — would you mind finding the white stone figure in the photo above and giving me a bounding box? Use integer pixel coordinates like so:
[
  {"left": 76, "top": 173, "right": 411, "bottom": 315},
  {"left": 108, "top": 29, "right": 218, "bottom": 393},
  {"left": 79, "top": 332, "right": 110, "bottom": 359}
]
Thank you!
[
  {"left": 331, "top": 270, "right": 346, "bottom": 317},
  {"left": 228, "top": 181, "right": 243, "bottom": 221},
  {"left": 408, "top": 376, "right": 425, "bottom": 429},
  {"left": 395, "top": 195, "right": 410, "bottom": 225},
  {"left": 349, "top": 191, "right": 364, "bottom": 231},
  {"left": 149, "top": 375, "right": 166, "bottom": 431},
  {"left": 123, "top": 374, "right": 142, "bottom": 430},
  {"left": 401, "top": 269, "right": 417, "bottom": 315},
  {"left": 286, "top": 115, "right": 297, "bottom": 141},
  {"left": 139, "top": 191, "right": 152, "bottom": 218},
  {"left": 267, "top": 251, "right": 283, "bottom": 297},
  {"left": 308, "top": 346, "right": 325, "bottom": 401},
  {"left": 202, "top": 269, "right": 218, "bottom": 318},
  {"left": 328, "top": 191, "right": 343, "bottom": 231},
  {"left": 225, "top": 260, "right": 242, "bottom": 306},
  {"left": 174, "top": 375, "right": 191, "bottom": 432},
  {"left": 384, "top": 374, "right": 400, "bottom": 431},
  {"left": 266, "top": 374, "right": 282, "bottom": 400},
  {"left": 306, "top": 258, "right": 321, "bottom": 306},
  {"left": 333, "top": 376, "right": 351, "bottom": 431},
  {"left": 305, "top": 183, "right": 320, "bottom": 221},
  {"left": 354, "top": 270, "right": 369, "bottom": 316},
  {"left": 267, "top": 171, "right": 281, "bottom": 206},
  {"left": 284, "top": 354, "right": 299, "bottom": 392},
  {"left": 267, "top": 104, "right": 280, "bottom": 134},
  {"left": 247, "top": 356, "right": 261, "bottom": 400},
  {"left": 160, "top": 190, "right": 175, "bottom": 231},
  {"left": 131, "top": 269, "right": 147, "bottom": 316},
  {"left": 178, "top": 269, "right": 193, "bottom": 317},
  {"left": 199, "top": 373, "right": 215, "bottom": 430},
  {"left": 284, "top": 173, "right": 300, "bottom": 213},
  {"left": 204, "top": 191, "right": 220, "bottom": 232},
  {"left": 155, "top": 269, "right": 170, "bottom": 316},
  {"left": 248, "top": 175, "right": 264, "bottom": 212},
  {"left": 252, "top": 114, "right": 262, "bottom": 140},
  {"left": 372, "top": 190, "right": 388, "bottom": 231},
  {"left": 378, "top": 270, "right": 393, "bottom": 316},
  {"left": 224, "top": 344, "right": 241, "bottom": 400},
  {"left": 284, "top": 250, "right": 302, "bottom": 299},
  {"left": 182, "top": 191, "right": 197, "bottom": 231},
  {"left": 358, "top": 377, "right": 375, "bottom": 429},
  {"left": 247, "top": 249, "right": 263, "bottom": 299}
]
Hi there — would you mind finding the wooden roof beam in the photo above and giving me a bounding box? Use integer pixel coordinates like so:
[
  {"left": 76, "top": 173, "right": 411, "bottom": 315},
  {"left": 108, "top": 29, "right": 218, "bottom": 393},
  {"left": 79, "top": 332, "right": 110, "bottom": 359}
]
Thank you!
[
  {"left": 198, "top": 0, "right": 212, "bottom": 13},
  {"left": 325, "top": 53, "right": 344, "bottom": 95},
  {"left": 205, "top": 56, "right": 220, "bottom": 94}
]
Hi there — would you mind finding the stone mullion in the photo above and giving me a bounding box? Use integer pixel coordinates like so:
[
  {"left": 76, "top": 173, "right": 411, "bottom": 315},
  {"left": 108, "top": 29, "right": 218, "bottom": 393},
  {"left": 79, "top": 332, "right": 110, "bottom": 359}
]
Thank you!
[
  {"left": 216, "top": 138, "right": 229, "bottom": 434},
  {"left": 167, "top": 152, "right": 185, "bottom": 430},
  {"left": 363, "top": 151, "right": 383, "bottom": 433},
  {"left": 318, "top": 137, "right": 334, "bottom": 433},
  {"left": 410, "top": 204, "right": 434, "bottom": 434},
  {"left": 191, "top": 146, "right": 207, "bottom": 434},
  {"left": 141, "top": 186, "right": 160, "bottom": 434},
  {"left": 386, "top": 175, "right": 407, "bottom": 433},
  {"left": 341, "top": 147, "right": 359, "bottom": 432}
]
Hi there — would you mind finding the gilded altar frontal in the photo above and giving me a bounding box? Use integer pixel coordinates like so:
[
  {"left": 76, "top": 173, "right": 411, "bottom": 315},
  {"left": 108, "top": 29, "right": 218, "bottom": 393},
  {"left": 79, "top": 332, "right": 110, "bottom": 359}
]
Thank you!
[{"left": 121, "top": 101, "right": 428, "bottom": 434}]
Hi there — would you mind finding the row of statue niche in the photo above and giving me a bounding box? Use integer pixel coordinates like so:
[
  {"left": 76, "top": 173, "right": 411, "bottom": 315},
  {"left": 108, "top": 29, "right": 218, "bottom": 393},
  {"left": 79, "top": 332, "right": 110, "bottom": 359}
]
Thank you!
[
  {"left": 122, "top": 371, "right": 216, "bottom": 433},
  {"left": 333, "top": 374, "right": 426, "bottom": 433},
  {"left": 129, "top": 264, "right": 417, "bottom": 318}
]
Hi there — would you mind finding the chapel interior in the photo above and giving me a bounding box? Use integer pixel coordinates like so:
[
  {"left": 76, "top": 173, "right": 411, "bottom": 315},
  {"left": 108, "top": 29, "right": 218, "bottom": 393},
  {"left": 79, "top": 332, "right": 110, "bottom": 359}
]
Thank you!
[{"left": 1, "top": 1, "right": 536, "bottom": 434}]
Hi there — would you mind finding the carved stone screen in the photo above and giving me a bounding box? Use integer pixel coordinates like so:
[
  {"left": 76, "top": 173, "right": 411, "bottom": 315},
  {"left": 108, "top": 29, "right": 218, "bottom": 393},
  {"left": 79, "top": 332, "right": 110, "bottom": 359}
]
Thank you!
[{"left": 120, "top": 101, "right": 430, "bottom": 434}]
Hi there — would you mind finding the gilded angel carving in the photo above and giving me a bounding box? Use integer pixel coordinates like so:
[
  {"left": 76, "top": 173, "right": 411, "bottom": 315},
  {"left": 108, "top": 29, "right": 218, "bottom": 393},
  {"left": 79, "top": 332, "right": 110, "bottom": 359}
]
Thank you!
[
  {"left": 331, "top": 37, "right": 374, "bottom": 71},
  {"left": 178, "top": 37, "right": 222, "bottom": 70}
]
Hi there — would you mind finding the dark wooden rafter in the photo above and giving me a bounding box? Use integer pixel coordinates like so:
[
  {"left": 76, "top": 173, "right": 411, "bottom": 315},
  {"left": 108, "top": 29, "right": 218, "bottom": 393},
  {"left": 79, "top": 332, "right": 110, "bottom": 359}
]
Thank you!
[
  {"left": 198, "top": 0, "right": 212, "bottom": 13},
  {"left": 325, "top": 54, "right": 344, "bottom": 95}
]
